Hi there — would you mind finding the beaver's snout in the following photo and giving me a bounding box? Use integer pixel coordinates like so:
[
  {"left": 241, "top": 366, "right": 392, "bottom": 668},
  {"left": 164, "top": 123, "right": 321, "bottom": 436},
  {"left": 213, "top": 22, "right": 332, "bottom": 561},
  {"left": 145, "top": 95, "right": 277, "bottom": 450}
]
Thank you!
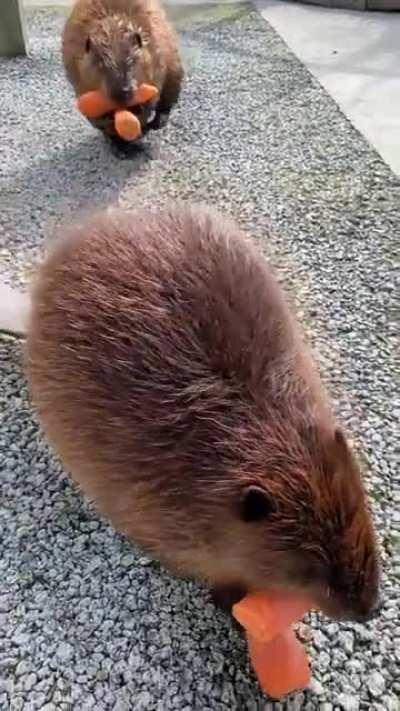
[
  {"left": 317, "top": 589, "right": 380, "bottom": 624},
  {"left": 353, "top": 596, "right": 382, "bottom": 623},
  {"left": 321, "top": 552, "right": 382, "bottom": 623},
  {"left": 104, "top": 63, "right": 137, "bottom": 106},
  {"left": 328, "top": 587, "right": 382, "bottom": 623},
  {"left": 109, "top": 81, "right": 136, "bottom": 105}
]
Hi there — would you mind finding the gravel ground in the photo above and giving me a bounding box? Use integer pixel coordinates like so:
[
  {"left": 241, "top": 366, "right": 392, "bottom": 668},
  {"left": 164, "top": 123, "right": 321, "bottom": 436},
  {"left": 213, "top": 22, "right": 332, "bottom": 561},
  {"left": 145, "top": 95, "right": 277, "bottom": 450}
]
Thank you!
[{"left": 0, "top": 4, "right": 399, "bottom": 710}]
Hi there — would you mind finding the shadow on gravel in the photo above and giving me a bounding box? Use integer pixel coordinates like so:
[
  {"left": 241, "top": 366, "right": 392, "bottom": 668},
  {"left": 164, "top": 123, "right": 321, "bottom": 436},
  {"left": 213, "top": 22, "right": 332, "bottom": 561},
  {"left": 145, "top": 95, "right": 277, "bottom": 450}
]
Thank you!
[{"left": 2, "top": 131, "right": 157, "bottom": 251}]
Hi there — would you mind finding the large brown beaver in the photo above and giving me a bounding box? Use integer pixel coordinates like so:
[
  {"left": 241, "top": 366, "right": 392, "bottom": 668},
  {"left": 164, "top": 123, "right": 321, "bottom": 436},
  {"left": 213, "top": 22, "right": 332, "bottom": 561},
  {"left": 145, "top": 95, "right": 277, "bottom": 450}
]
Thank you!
[
  {"left": 62, "top": 0, "right": 184, "bottom": 144},
  {"left": 23, "top": 204, "right": 380, "bottom": 621}
]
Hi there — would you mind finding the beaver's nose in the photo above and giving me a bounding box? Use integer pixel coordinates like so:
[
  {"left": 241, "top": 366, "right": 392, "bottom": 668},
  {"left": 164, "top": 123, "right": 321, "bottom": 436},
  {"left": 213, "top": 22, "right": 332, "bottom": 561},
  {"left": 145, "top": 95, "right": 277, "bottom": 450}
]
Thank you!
[
  {"left": 322, "top": 574, "right": 382, "bottom": 623},
  {"left": 353, "top": 595, "right": 382, "bottom": 623},
  {"left": 111, "top": 85, "right": 135, "bottom": 105}
]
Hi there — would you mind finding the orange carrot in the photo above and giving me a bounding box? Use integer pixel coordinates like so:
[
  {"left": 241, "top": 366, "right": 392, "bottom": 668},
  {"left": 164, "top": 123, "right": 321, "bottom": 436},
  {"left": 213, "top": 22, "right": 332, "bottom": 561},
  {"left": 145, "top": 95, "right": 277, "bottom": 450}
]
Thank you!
[
  {"left": 76, "top": 84, "right": 159, "bottom": 120},
  {"left": 114, "top": 110, "right": 141, "bottom": 141},
  {"left": 131, "top": 83, "right": 159, "bottom": 106},
  {"left": 232, "top": 591, "right": 310, "bottom": 643},
  {"left": 247, "top": 629, "right": 311, "bottom": 699},
  {"left": 76, "top": 91, "right": 116, "bottom": 119},
  {"left": 232, "top": 591, "right": 313, "bottom": 698}
]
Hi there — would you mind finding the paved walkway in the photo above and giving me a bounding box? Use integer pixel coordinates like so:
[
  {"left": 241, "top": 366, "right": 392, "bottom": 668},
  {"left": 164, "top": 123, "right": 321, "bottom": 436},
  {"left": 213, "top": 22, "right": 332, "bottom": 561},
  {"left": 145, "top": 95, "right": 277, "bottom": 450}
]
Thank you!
[{"left": 258, "top": 0, "right": 400, "bottom": 176}]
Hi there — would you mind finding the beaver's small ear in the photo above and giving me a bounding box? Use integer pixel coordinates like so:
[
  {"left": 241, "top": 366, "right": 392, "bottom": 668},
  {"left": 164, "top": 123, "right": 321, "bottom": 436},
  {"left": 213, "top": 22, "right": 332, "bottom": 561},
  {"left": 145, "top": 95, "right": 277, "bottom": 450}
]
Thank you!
[
  {"left": 239, "top": 485, "right": 277, "bottom": 523},
  {"left": 334, "top": 427, "right": 348, "bottom": 450},
  {"left": 323, "top": 427, "right": 353, "bottom": 477},
  {"left": 324, "top": 428, "right": 364, "bottom": 521}
]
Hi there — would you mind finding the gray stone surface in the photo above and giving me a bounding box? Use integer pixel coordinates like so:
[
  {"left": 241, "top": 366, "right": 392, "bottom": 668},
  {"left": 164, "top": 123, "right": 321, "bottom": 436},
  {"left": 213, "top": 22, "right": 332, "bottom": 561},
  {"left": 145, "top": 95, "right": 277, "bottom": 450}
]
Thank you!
[{"left": 0, "top": 4, "right": 398, "bottom": 710}]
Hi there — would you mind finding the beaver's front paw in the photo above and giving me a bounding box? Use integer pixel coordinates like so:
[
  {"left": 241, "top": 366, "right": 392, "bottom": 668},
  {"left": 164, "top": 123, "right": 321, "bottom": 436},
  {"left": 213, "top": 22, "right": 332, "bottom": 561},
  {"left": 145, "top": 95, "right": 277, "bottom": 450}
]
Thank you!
[
  {"left": 146, "top": 109, "right": 170, "bottom": 132},
  {"left": 107, "top": 133, "right": 146, "bottom": 159}
]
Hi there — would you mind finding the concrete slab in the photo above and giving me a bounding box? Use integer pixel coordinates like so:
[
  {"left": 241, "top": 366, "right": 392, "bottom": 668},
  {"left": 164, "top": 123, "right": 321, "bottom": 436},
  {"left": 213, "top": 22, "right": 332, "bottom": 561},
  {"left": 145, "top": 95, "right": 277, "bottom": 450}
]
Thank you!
[
  {"left": 257, "top": 0, "right": 400, "bottom": 176},
  {"left": 0, "top": 283, "right": 30, "bottom": 335},
  {"left": 0, "top": 0, "right": 28, "bottom": 57}
]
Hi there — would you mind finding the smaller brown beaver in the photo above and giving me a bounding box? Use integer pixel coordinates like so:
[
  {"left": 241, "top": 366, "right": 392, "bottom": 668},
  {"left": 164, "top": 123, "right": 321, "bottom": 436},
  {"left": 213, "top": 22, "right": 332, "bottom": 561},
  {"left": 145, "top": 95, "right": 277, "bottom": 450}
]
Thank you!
[
  {"left": 62, "top": 0, "right": 184, "bottom": 146},
  {"left": 25, "top": 204, "right": 381, "bottom": 624}
]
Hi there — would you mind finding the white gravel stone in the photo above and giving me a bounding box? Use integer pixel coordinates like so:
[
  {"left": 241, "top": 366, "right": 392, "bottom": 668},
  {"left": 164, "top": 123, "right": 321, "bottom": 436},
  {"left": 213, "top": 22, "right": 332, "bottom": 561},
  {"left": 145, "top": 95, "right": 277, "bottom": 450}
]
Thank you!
[
  {"left": 336, "top": 693, "right": 360, "bottom": 711},
  {"left": 367, "top": 671, "right": 386, "bottom": 698},
  {"left": 338, "top": 631, "right": 355, "bottom": 656}
]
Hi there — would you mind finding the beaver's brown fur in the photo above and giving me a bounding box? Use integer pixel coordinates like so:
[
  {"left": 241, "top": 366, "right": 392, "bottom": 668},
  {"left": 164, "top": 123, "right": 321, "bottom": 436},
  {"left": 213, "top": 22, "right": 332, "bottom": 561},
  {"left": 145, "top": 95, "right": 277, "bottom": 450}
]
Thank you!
[
  {"left": 62, "top": 0, "right": 184, "bottom": 138},
  {"left": 26, "top": 204, "right": 380, "bottom": 622}
]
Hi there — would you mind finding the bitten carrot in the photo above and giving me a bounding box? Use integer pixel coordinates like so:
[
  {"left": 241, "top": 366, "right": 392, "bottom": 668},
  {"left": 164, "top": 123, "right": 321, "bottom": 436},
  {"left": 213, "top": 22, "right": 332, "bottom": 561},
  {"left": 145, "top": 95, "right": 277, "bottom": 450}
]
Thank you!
[
  {"left": 232, "top": 591, "right": 313, "bottom": 699},
  {"left": 114, "top": 110, "right": 142, "bottom": 142},
  {"left": 247, "top": 629, "right": 311, "bottom": 699},
  {"left": 232, "top": 591, "right": 310, "bottom": 643}
]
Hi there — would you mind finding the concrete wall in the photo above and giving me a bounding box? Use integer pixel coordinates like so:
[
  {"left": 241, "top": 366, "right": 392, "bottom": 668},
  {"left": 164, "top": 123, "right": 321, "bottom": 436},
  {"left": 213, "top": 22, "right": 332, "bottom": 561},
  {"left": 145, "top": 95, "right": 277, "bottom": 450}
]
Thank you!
[
  {"left": 293, "top": 0, "right": 399, "bottom": 9},
  {"left": 0, "top": 0, "right": 27, "bottom": 56}
]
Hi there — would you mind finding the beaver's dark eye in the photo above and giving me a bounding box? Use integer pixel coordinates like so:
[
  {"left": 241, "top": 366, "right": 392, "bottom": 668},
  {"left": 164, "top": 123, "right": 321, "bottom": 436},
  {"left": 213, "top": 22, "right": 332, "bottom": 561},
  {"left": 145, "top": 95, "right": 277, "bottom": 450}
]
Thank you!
[
  {"left": 239, "top": 485, "right": 276, "bottom": 523},
  {"left": 85, "top": 37, "right": 91, "bottom": 53},
  {"left": 134, "top": 32, "right": 142, "bottom": 48}
]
